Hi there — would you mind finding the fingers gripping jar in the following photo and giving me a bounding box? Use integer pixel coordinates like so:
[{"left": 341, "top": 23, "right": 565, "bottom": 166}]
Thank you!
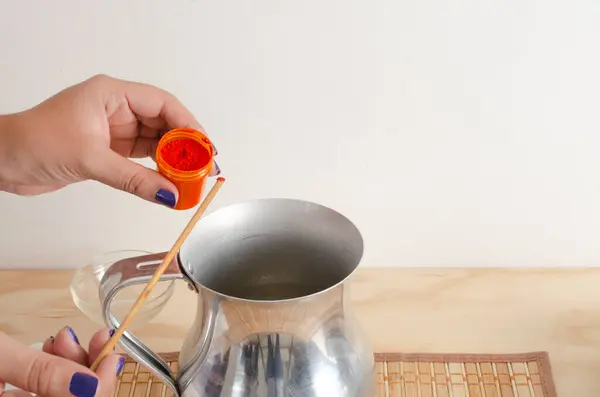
[{"left": 156, "top": 128, "right": 215, "bottom": 210}]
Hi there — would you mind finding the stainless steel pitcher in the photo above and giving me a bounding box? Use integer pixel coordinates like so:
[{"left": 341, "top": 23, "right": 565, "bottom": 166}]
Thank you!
[{"left": 99, "top": 198, "right": 374, "bottom": 397}]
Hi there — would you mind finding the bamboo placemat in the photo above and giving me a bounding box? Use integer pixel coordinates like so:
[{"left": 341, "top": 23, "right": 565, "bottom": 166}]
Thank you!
[{"left": 117, "top": 351, "right": 557, "bottom": 397}]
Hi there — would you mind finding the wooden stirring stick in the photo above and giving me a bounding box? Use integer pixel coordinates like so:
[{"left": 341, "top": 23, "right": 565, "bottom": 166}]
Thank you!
[{"left": 90, "top": 176, "right": 226, "bottom": 371}]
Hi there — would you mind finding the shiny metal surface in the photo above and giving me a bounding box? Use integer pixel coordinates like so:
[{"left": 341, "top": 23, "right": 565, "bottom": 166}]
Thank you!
[
  {"left": 100, "top": 198, "right": 374, "bottom": 397},
  {"left": 99, "top": 252, "right": 184, "bottom": 392}
]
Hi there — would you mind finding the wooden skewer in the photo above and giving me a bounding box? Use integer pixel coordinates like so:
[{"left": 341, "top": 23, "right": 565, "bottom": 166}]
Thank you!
[{"left": 90, "top": 176, "right": 226, "bottom": 371}]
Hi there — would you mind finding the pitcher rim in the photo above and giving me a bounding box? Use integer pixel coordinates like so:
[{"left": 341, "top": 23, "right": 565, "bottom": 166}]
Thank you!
[{"left": 179, "top": 197, "right": 365, "bottom": 303}]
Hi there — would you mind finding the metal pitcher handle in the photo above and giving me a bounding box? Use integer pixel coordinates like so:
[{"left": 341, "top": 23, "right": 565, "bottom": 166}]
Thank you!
[{"left": 99, "top": 252, "right": 186, "bottom": 395}]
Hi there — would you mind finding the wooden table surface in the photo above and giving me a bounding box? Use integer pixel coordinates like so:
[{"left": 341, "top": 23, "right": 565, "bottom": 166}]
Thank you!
[{"left": 1, "top": 268, "right": 600, "bottom": 396}]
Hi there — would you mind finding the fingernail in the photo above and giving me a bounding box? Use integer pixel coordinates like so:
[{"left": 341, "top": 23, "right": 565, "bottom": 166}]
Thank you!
[
  {"left": 213, "top": 161, "right": 221, "bottom": 175},
  {"left": 155, "top": 189, "right": 176, "bottom": 208},
  {"left": 69, "top": 373, "right": 98, "bottom": 397},
  {"left": 109, "top": 329, "right": 116, "bottom": 350},
  {"left": 116, "top": 356, "right": 126, "bottom": 376},
  {"left": 212, "top": 143, "right": 218, "bottom": 155},
  {"left": 67, "top": 327, "right": 80, "bottom": 345}
]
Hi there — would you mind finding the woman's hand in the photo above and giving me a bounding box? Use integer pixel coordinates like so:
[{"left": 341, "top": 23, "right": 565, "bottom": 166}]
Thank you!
[
  {"left": 0, "top": 327, "right": 123, "bottom": 397},
  {"left": 0, "top": 74, "right": 219, "bottom": 208}
]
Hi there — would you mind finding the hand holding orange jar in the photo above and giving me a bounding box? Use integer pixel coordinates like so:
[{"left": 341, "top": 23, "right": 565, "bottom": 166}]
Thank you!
[{"left": 0, "top": 74, "right": 220, "bottom": 209}]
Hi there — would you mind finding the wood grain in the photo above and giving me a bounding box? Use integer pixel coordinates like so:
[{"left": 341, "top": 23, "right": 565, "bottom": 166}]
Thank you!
[{"left": 2, "top": 268, "right": 600, "bottom": 395}]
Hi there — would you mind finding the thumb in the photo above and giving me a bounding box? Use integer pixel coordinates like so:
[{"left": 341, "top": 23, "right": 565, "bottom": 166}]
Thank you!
[
  {"left": 0, "top": 332, "right": 121, "bottom": 397},
  {"left": 86, "top": 149, "right": 179, "bottom": 208}
]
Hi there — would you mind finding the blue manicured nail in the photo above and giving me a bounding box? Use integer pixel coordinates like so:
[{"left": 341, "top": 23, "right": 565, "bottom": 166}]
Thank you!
[
  {"left": 155, "top": 189, "right": 176, "bottom": 208},
  {"left": 213, "top": 161, "right": 221, "bottom": 175},
  {"left": 67, "top": 327, "right": 80, "bottom": 345},
  {"left": 69, "top": 373, "right": 98, "bottom": 397},
  {"left": 117, "top": 356, "right": 126, "bottom": 376},
  {"left": 109, "top": 329, "right": 116, "bottom": 349},
  {"left": 212, "top": 144, "right": 218, "bottom": 155}
]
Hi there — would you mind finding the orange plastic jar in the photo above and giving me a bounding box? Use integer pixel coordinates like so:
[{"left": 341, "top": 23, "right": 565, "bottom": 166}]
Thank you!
[{"left": 155, "top": 128, "right": 215, "bottom": 210}]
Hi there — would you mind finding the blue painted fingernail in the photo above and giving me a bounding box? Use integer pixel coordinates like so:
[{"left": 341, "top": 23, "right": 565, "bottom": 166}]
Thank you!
[
  {"left": 155, "top": 189, "right": 176, "bottom": 208},
  {"left": 69, "top": 373, "right": 98, "bottom": 397},
  {"left": 109, "top": 329, "right": 116, "bottom": 349},
  {"left": 213, "top": 161, "right": 221, "bottom": 175},
  {"left": 67, "top": 327, "right": 80, "bottom": 345},
  {"left": 212, "top": 144, "right": 218, "bottom": 155},
  {"left": 117, "top": 356, "right": 126, "bottom": 376}
]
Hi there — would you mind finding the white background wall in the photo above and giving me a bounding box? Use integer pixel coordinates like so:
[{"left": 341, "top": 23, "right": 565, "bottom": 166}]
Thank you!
[{"left": 0, "top": 0, "right": 599, "bottom": 269}]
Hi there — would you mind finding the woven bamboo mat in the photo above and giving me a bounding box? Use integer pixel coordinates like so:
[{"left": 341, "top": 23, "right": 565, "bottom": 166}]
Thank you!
[{"left": 117, "top": 351, "right": 557, "bottom": 397}]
